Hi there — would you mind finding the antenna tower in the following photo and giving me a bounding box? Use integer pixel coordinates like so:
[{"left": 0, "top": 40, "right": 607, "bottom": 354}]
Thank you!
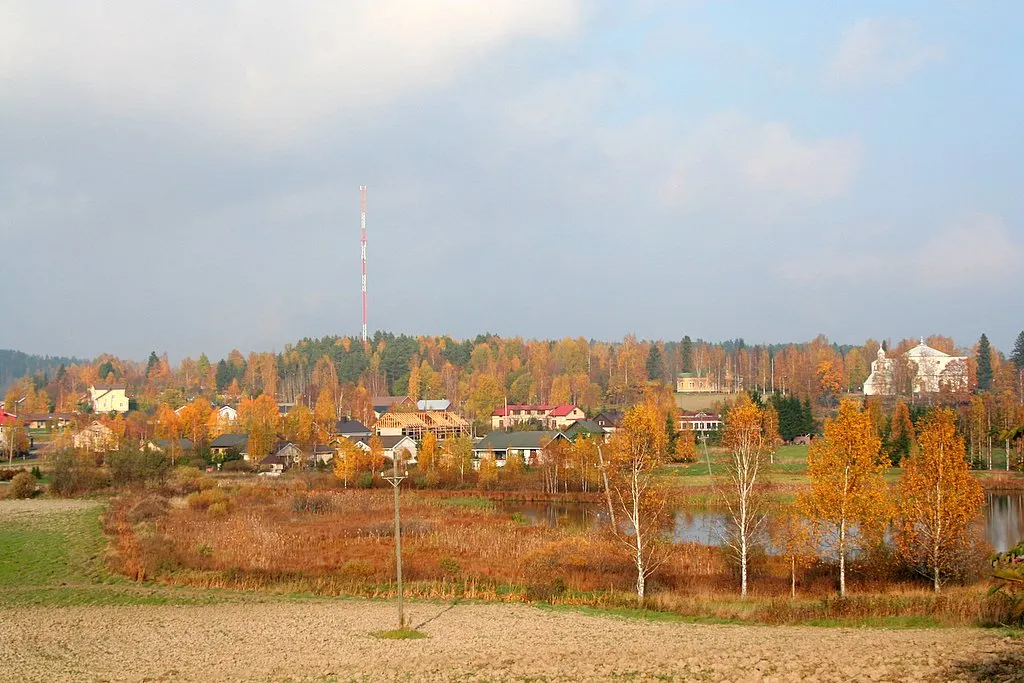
[{"left": 360, "top": 185, "right": 368, "bottom": 346}]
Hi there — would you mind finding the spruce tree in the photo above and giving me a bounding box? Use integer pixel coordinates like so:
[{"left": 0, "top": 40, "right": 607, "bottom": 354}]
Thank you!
[
  {"left": 680, "top": 336, "right": 693, "bottom": 372},
  {"left": 1011, "top": 330, "right": 1024, "bottom": 371},
  {"left": 976, "top": 334, "right": 993, "bottom": 392},
  {"left": 646, "top": 344, "right": 664, "bottom": 382}
]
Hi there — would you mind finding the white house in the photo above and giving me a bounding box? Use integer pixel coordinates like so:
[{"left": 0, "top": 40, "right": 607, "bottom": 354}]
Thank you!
[
  {"left": 863, "top": 340, "right": 969, "bottom": 396},
  {"left": 355, "top": 435, "right": 418, "bottom": 466},
  {"left": 89, "top": 384, "right": 129, "bottom": 414}
]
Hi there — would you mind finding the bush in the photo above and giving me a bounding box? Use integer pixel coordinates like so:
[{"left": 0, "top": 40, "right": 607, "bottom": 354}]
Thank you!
[
  {"left": 167, "top": 466, "right": 204, "bottom": 495},
  {"left": 0, "top": 468, "right": 25, "bottom": 481},
  {"left": 126, "top": 495, "right": 170, "bottom": 524},
  {"left": 290, "top": 492, "right": 335, "bottom": 514},
  {"left": 187, "top": 488, "right": 233, "bottom": 513},
  {"left": 356, "top": 472, "right": 374, "bottom": 489},
  {"left": 221, "top": 459, "right": 252, "bottom": 473},
  {"left": 31, "top": 466, "right": 42, "bottom": 480},
  {"left": 48, "top": 450, "right": 110, "bottom": 496},
  {"left": 7, "top": 472, "right": 36, "bottom": 499},
  {"left": 107, "top": 446, "right": 171, "bottom": 487}
]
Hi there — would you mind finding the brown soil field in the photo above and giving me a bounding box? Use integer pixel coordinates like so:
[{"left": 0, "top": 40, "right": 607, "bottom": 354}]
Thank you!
[{"left": 1, "top": 600, "right": 1021, "bottom": 683}]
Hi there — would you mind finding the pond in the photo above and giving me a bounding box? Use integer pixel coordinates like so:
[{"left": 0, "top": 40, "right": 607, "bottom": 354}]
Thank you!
[{"left": 497, "top": 492, "right": 1024, "bottom": 553}]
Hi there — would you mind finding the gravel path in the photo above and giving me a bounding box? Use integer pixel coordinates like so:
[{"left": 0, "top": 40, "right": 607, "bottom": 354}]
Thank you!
[{"left": 1, "top": 600, "right": 1021, "bottom": 682}]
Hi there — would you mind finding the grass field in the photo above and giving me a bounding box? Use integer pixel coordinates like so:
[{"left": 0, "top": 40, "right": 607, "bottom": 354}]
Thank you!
[{"left": 673, "top": 392, "right": 734, "bottom": 411}]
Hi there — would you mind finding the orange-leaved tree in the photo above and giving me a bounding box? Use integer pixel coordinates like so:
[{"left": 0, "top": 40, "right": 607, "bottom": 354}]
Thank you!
[
  {"left": 154, "top": 403, "right": 183, "bottom": 465},
  {"left": 238, "top": 394, "right": 279, "bottom": 466},
  {"left": 798, "top": 399, "right": 890, "bottom": 597},
  {"left": 896, "top": 408, "right": 985, "bottom": 592},
  {"left": 718, "top": 393, "right": 772, "bottom": 598},
  {"left": 608, "top": 401, "right": 669, "bottom": 604}
]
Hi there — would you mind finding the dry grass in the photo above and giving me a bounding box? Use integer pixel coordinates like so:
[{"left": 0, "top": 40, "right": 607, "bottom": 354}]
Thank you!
[{"left": 102, "top": 486, "right": 1010, "bottom": 627}]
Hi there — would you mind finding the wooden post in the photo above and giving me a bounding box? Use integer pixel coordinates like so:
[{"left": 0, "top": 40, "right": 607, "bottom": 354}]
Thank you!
[{"left": 383, "top": 452, "right": 407, "bottom": 629}]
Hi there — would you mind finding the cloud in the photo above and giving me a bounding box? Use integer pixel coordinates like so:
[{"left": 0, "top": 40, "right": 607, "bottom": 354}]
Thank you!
[
  {"left": 661, "top": 113, "right": 862, "bottom": 216},
  {"left": 777, "top": 213, "right": 1022, "bottom": 288},
  {"left": 829, "top": 18, "right": 944, "bottom": 87},
  {"left": 0, "top": 1, "right": 581, "bottom": 145}
]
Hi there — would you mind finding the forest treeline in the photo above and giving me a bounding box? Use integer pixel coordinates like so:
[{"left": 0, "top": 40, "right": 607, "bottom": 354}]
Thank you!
[{"left": 3, "top": 332, "right": 1024, "bottom": 439}]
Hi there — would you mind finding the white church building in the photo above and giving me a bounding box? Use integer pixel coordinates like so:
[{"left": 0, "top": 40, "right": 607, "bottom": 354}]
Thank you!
[{"left": 863, "top": 340, "right": 968, "bottom": 396}]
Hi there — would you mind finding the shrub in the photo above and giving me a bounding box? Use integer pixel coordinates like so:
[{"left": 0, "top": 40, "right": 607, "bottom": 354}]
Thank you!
[
  {"left": 107, "top": 446, "right": 170, "bottom": 487},
  {"left": 187, "top": 488, "right": 233, "bottom": 513},
  {"left": 355, "top": 472, "right": 374, "bottom": 489},
  {"left": 30, "top": 466, "right": 42, "bottom": 479},
  {"left": 0, "top": 468, "right": 20, "bottom": 482},
  {"left": 8, "top": 471, "right": 36, "bottom": 499},
  {"left": 221, "top": 459, "right": 252, "bottom": 473},
  {"left": 167, "top": 466, "right": 204, "bottom": 495},
  {"left": 126, "top": 495, "right": 170, "bottom": 524},
  {"left": 290, "top": 492, "right": 335, "bottom": 514},
  {"left": 48, "top": 450, "right": 110, "bottom": 496}
]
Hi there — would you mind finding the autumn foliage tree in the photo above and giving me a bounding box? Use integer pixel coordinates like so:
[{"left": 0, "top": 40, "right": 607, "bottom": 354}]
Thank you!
[
  {"left": 238, "top": 394, "right": 279, "bottom": 466},
  {"left": 798, "top": 399, "right": 891, "bottom": 597},
  {"left": 718, "top": 393, "right": 772, "bottom": 597},
  {"left": 896, "top": 408, "right": 985, "bottom": 592},
  {"left": 607, "top": 402, "right": 669, "bottom": 604}
]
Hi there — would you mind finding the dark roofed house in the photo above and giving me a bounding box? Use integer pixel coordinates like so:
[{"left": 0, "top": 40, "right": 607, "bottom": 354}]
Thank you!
[
  {"left": 146, "top": 438, "right": 195, "bottom": 453},
  {"left": 593, "top": 411, "right": 624, "bottom": 432},
  {"left": 333, "top": 419, "right": 372, "bottom": 439},
  {"left": 472, "top": 430, "right": 567, "bottom": 466},
  {"left": 563, "top": 420, "right": 607, "bottom": 441},
  {"left": 210, "top": 433, "right": 248, "bottom": 458}
]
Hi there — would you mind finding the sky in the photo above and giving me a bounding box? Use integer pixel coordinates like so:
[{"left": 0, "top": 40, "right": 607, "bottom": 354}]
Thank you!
[{"left": 1, "top": 0, "right": 1022, "bottom": 362}]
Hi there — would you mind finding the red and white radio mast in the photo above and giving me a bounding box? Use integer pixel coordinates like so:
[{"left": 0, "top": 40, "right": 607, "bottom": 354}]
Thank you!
[{"left": 360, "top": 185, "right": 368, "bottom": 346}]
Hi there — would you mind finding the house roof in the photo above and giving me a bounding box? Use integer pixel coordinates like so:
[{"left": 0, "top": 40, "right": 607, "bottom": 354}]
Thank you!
[
  {"left": 548, "top": 404, "right": 580, "bottom": 417},
  {"left": 593, "top": 411, "right": 623, "bottom": 427},
  {"left": 473, "top": 430, "right": 565, "bottom": 452},
  {"left": 371, "top": 396, "right": 413, "bottom": 409},
  {"left": 680, "top": 411, "right": 721, "bottom": 419},
  {"left": 0, "top": 411, "right": 16, "bottom": 426},
  {"left": 91, "top": 383, "right": 126, "bottom": 391},
  {"left": 334, "top": 419, "right": 371, "bottom": 435},
  {"left": 906, "top": 342, "right": 960, "bottom": 359},
  {"left": 563, "top": 420, "right": 605, "bottom": 438},
  {"left": 374, "top": 411, "right": 468, "bottom": 431},
  {"left": 261, "top": 451, "right": 288, "bottom": 465},
  {"left": 356, "top": 435, "right": 414, "bottom": 450},
  {"left": 210, "top": 433, "right": 248, "bottom": 449},
  {"left": 416, "top": 399, "right": 451, "bottom": 411}
]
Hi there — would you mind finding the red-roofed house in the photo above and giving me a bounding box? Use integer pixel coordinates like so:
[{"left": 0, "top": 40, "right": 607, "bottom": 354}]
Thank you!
[{"left": 491, "top": 404, "right": 585, "bottom": 431}]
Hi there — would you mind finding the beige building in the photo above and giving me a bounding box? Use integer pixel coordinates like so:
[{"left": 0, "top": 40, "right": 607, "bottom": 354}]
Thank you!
[
  {"left": 89, "top": 384, "right": 129, "bottom": 413},
  {"left": 73, "top": 421, "right": 118, "bottom": 452},
  {"left": 675, "top": 373, "right": 721, "bottom": 393}
]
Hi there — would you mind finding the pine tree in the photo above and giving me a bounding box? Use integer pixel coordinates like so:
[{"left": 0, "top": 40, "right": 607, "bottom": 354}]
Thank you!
[
  {"left": 976, "top": 334, "right": 993, "bottom": 392},
  {"left": 1011, "top": 331, "right": 1024, "bottom": 371}
]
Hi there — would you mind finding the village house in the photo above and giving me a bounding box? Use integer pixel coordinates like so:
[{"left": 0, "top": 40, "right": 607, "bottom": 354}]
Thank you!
[
  {"left": 89, "top": 384, "right": 130, "bottom": 414},
  {"left": 209, "top": 433, "right": 248, "bottom": 459},
  {"left": 73, "top": 421, "right": 117, "bottom": 452},
  {"left": 592, "top": 411, "right": 623, "bottom": 433},
  {"left": 471, "top": 431, "right": 568, "bottom": 467},
  {"left": 678, "top": 411, "right": 723, "bottom": 433},
  {"left": 490, "top": 404, "right": 586, "bottom": 431},
  {"left": 675, "top": 372, "right": 722, "bottom": 393},
  {"left": 562, "top": 420, "right": 608, "bottom": 441},
  {"left": 331, "top": 419, "right": 372, "bottom": 440},
  {"left": 355, "top": 434, "right": 418, "bottom": 466},
  {"left": 18, "top": 413, "right": 74, "bottom": 430},
  {"left": 145, "top": 438, "right": 194, "bottom": 454}
]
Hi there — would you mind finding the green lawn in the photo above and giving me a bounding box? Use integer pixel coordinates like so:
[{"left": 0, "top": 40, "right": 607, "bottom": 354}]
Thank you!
[{"left": 0, "top": 501, "right": 248, "bottom": 607}]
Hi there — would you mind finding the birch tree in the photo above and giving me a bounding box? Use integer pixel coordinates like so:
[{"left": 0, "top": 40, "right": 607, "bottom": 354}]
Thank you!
[
  {"left": 896, "top": 408, "right": 985, "bottom": 592},
  {"left": 607, "top": 402, "right": 668, "bottom": 604},
  {"left": 798, "top": 400, "right": 890, "bottom": 597},
  {"left": 718, "top": 393, "right": 771, "bottom": 598}
]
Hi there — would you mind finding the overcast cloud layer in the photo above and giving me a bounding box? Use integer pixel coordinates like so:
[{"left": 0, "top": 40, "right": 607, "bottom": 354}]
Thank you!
[{"left": 2, "top": 0, "right": 1022, "bottom": 361}]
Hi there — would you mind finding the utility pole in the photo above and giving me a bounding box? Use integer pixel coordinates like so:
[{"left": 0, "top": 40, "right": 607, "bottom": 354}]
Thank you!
[{"left": 382, "top": 450, "right": 407, "bottom": 629}]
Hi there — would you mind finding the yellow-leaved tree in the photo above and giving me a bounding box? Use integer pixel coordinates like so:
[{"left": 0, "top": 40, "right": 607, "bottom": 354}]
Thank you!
[
  {"left": 718, "top": 393, "right": 772, "bottom": 598},
  {"left": 798, "top": 399, "right": 890, "bottom": 597},
  {"left": 608, "top": 401, "right": 669, "bottom": 604},
  {"left": 332, "top": 437, "right": 364, "bottom": 487},
  {"left": 238, "top": 394, "right": 279, "bottom": 467},
  {"left": 896, "top": 408, "right": 985, "bottom": 592}
]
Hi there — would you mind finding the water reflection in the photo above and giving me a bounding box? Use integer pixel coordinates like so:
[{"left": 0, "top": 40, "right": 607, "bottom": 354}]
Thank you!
[{"left": 497, "top": 493, "right": 1023, "bottom": 553}]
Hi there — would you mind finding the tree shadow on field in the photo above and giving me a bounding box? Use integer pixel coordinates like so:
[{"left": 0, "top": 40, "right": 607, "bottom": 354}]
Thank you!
[
  {"left": 413, "top": 597, "right": 463, "bottom": 631},
  {"left": 944, "top": 642, "right": 1024, "bottom": 683}
]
